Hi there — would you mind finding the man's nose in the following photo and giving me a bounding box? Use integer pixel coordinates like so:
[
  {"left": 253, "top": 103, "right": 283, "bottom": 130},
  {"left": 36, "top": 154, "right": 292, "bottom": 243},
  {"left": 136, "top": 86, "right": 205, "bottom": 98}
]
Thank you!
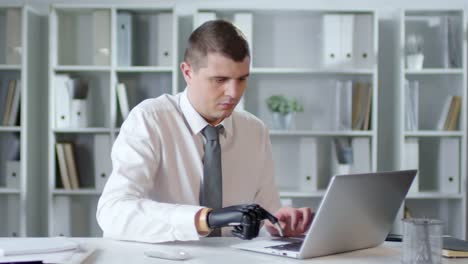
[{"left": 225, "top": 80, "right": 243, "bottom": 98}]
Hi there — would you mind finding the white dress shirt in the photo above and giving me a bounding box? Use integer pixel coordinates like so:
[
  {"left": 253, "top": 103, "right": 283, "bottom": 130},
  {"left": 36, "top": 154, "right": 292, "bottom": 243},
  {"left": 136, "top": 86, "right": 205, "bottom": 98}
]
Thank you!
[{"left": 96, "top": 89, "right": 281, "bottom": 243}]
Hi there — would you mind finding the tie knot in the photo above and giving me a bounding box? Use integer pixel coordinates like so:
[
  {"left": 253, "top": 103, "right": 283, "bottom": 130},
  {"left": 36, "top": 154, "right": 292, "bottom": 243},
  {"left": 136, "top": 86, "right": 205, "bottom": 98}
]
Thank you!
[{"left": 202, "top": 125, "right": 222, "bottom": 141}]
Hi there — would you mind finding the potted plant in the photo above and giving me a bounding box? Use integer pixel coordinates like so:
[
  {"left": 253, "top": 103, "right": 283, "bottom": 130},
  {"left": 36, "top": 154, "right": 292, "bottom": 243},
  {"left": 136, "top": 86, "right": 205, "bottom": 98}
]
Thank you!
[
  {"left": 406, "top": 34, "right": 424, "bottom": 70},
  {"left": 266, "top": 95, "right": 304, "bottom": 130}
]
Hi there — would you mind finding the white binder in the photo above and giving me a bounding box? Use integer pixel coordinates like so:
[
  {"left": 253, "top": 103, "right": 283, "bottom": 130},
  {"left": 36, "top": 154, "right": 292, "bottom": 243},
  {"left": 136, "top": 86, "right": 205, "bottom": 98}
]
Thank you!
[
  {"left": 53, "top": 196, "right": 72, "bottom": 237},
  {"left": 117, "top": 12, "right": 133, "bottom": 66},
  {"left": 94, "top": 135, "right": 112, "bottom": 191},
  {"left": 403, "top": 138, "right": 419, "bottom": 193},
  {"left": 233, "top": 13, "right": 253, "bottom": 65},
  {"left": 353, "top": 14, "right": 374, "bottom": 68},
  {"left": 195, "top": 12, "right": 217, "bottom": 29},
  {"left": 340, "top": 15, "right": 355, "bottom": 68},
  {"left": 351, "top": 137, "right": 371, "bottom": 173},
  {"left": 54, "top": 74, "right": 71, "bottom": 128},
  {"left": 149, "top": 13, "right": 173, "bottom": 66},
  {"left": 298, "top": 138, "right": 318, "bottom": 192},
  {"left": 5, "top": 160, "right": 20, "bottom": 189},
  {"left": 6, "top": 195, "right": 20, "bottom": 236},
  {"left": 70, "top": 99, "right": 88, "bottom": 128},
  {"left": 322, "top": 14, "right": 341, "bottom": 68},
  {"left": 5, "top": 9, "right": 22, "bottom": 65},
  {"left": 438, "top": 138, "right": 460, "bottom": 193},
  {"left": 92, "top": 10, "right": 110, "bottom": 65}
]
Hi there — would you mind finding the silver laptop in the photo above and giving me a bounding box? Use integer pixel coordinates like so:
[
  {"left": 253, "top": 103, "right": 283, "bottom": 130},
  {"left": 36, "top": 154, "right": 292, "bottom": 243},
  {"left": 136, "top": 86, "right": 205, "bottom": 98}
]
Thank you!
[{"left": 232, "top": 170, "right": 417, "bottom": 259}]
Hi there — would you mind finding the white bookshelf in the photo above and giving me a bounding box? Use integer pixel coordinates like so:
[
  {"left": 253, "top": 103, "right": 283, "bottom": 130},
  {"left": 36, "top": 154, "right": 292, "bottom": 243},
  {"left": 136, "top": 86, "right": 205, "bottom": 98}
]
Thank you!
[
  {"left": 0, "top": 5, "right": 43, "bottom": 237},
  {"left": 194, "top": 7, "right": 378, "bottom": 206},
  {"left": 47, "top": 3, "right": 178, "bottom": 237},
  {"left": 396, "top": 9, "right": 467, "bottom": 239}
]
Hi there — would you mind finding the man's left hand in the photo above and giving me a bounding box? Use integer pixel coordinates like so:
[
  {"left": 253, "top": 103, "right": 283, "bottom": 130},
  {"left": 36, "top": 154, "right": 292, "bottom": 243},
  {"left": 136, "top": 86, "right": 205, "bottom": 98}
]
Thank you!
[{"left": 264, "top": 207, "right": 313, "bottom": 237}]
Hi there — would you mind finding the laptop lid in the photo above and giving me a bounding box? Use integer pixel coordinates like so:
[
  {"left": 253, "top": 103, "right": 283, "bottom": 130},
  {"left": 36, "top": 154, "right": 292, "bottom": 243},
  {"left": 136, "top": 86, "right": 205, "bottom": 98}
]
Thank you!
[
  {"left": 232, "top": 170, "right": 416, "bottom": 259},
  {"left": 298, "top": 170, "right": 416, "bottom": 258}
]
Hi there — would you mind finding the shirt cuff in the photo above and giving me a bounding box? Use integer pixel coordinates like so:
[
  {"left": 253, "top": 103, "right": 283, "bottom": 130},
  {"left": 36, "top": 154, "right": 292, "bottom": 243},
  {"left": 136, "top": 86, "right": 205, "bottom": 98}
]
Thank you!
[{"left": 170, "top": 204, "right": 205, "bottom": 241}]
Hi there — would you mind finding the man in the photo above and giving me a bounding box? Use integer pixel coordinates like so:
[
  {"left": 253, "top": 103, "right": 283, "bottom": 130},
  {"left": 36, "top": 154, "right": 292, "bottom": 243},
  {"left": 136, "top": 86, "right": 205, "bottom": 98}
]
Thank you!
[{"left": 97, "top": 20, "right": 312, "bottom": 243}]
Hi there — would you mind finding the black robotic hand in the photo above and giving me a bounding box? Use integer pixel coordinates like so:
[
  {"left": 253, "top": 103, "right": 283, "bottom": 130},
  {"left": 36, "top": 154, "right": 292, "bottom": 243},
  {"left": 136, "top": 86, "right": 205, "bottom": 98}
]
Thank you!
[{"left": 206, "top": 204, "right": 280, "bottom": 240}]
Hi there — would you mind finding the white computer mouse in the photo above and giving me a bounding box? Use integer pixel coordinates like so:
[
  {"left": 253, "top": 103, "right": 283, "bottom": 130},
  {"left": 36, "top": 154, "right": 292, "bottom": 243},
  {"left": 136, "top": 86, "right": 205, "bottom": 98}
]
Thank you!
[{"left": 144, "top": 248, "right": 192, "bottom": 261}]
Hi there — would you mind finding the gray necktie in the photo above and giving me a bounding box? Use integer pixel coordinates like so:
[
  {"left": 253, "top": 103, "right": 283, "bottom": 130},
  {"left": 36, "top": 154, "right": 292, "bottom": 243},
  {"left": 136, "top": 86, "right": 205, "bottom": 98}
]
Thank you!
[{"left": 200, "top": 125, "right": 223, "bottom": 236}]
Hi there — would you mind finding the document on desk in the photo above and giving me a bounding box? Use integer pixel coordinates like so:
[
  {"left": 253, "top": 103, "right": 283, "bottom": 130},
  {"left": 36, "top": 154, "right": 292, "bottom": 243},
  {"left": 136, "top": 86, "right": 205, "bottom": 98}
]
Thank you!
[{"left": 0, "top": 237, "right": 95, "bottom": 264}]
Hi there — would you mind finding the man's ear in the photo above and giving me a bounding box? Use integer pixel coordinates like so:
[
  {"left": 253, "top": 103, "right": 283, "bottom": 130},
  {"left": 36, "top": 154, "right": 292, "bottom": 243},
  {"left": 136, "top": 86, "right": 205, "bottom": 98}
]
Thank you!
[{"left": 180, "top": 62, "right": 193, "bottom": 84}]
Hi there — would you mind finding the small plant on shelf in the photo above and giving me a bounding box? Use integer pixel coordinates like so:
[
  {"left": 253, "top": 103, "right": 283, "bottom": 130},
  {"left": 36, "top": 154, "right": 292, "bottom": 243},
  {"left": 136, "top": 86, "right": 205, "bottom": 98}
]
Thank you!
[{"left": 266, "top": 95, "right": 304, "bottom": 130}]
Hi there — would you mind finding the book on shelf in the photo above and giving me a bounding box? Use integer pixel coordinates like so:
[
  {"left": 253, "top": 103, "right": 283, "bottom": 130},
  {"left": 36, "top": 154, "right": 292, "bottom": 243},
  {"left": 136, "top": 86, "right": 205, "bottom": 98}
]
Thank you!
[
  {"left": 351, "top": 82, "right": 372, "bottom": 130},
  {"left": 322, "top": 14, "right": 356, "bottom": 68},
  {"left": 116, "top": 82, "right": 130, "bottom": 120},
  {"left": 56, "top": 143, "right": 72, "bottom": 190},
  {"left": 117, "top": 12, "right": 133, "bottom": 66},
  {"left": 437, "top": 95, "right": 461, "bottom": 131},
  {"left": 404, "top": 79, "right": 419, "bottom": 131},
  {"left": 6, "top": 195, "right": 19, "bottom": 236},
  {"left": 8, "top": 80, "right": 21, "bottom": 126},
  {"left": 2, "top": 79, "right": 18, "bottom": 126},
  {"left": 443, "top": 236, "right": 468, "bottom": 258},
  {"left": 63, "top": 143, "right": 80, "bottom": 190},
  {"left": 440, "top": 15, "right": 462, "bottom": 69}
]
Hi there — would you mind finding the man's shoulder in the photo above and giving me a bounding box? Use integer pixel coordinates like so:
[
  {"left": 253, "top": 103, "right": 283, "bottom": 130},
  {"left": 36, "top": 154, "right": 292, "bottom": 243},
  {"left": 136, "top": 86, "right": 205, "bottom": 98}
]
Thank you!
[
  {"left": 132, "top": 93, "right": 181, "bottom": 116},
  {"left": 232, "top": 110, "right": 267, "bottom": 131}
]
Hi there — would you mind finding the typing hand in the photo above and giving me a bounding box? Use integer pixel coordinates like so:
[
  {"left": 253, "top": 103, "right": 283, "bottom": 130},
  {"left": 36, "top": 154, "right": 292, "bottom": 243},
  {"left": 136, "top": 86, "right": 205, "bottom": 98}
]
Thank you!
[{"left": 265, "top": 207, "right": 314, "bottom": 237}]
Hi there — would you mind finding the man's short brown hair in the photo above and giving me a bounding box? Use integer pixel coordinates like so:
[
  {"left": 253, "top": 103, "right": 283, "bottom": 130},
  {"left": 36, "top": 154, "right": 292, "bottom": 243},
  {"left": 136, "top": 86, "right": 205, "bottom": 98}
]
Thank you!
[{"left": 184, "top": 20, "right": 250, "bottom": 71}]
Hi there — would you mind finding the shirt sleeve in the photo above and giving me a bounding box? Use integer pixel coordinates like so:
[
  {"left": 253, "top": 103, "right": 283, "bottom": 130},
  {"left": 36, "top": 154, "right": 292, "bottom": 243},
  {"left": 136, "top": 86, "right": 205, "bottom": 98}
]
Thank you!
[
  {"left": 96, "top": 107, "right": 203, "bottom": 243},
  {"left": 254, "top": 125, "right": 281, "bottom": 214}
]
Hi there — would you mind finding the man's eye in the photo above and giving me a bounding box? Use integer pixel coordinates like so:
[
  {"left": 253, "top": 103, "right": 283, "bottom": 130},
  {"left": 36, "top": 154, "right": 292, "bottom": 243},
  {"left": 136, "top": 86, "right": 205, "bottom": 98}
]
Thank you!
[{"left": 214, "top": 78, "right": 226, "bottom": 83}]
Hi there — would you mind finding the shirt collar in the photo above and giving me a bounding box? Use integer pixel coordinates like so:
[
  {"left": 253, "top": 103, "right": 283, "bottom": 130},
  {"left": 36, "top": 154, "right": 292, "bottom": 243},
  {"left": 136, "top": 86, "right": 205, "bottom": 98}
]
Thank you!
[{"left": 180, "top": 88, "right": 232, "bottom": 138}]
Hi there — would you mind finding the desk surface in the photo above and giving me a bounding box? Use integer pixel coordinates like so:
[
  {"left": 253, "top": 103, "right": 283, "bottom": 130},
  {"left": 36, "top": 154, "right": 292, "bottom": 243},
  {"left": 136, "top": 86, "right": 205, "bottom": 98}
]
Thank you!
[{"left": 63, "top": 237, "right": 464, "bottom": 264}]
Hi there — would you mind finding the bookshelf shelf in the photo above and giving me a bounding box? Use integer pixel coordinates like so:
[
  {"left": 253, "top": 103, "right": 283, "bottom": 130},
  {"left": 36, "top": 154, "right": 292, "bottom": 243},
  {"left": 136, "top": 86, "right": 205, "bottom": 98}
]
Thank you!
[
  {"left": 396, "top": 9, "right": 467, "bottom": 238},
  {"left": 115, "top": 66, "right": 173, "bottom": 73},
  {"left": 52, "top": 189, "right": 102, "bottom": 196},
  {"left": 0, "top": 188, "right": 21, "bottom": 194},
  {"left": 270, "top": 130, "right": 374, "bottom": 137},
  {"left": 405, "top": 69, "right": 464, "bottom": 75},
  {"left": 54, "top": 66, "right": 112, "bottom": 72},
  {"left": 0, "top": 65, "right": 21, "bottom": 70},
  {"left": 0, "top": 126, "right": 21, "bottom": 132},
  {"left": 404, "top": 131, "right": 464, "bottom": 137},
  {"left": 53, "top": 128, "right": 112, "bottom": 134},
  {"left": 250, "top": 67, "right": 374, "bottom": 75},
  {"left": 406, "top": 192, "right": 464, "bottom": 199}
]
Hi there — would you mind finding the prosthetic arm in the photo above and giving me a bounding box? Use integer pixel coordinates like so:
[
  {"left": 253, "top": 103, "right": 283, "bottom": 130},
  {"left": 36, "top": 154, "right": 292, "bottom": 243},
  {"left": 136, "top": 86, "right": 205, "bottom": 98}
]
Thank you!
[{"left": 206, "top": 204, "right": 283, "bottom": 240}]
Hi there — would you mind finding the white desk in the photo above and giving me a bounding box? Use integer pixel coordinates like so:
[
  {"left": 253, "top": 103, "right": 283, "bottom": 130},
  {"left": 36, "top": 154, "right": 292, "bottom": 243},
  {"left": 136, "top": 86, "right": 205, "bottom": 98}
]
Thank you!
[{"left": 64, "top": 237, "right": 464, "bottom": 264}]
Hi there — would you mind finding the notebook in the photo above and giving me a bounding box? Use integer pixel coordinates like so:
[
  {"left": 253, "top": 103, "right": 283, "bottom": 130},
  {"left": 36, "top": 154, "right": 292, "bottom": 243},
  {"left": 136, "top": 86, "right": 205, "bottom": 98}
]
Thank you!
[
  {"left": 443, "top": 236, "right": 468, "bottom": 258},
  {"left": 0, "top": 237, "right": 78, "bottom": 256}
]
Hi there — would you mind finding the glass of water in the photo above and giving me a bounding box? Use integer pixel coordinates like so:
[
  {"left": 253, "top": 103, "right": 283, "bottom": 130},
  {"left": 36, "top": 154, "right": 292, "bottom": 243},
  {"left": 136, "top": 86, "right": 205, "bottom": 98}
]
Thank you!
[{"left": 401, "top": 218, "right": 443, "bottom": 264}]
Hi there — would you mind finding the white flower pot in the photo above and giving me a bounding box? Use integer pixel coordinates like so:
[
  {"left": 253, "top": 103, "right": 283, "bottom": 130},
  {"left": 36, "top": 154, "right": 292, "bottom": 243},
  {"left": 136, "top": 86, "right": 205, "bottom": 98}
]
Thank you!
[
  {"left": 272, "top": 112, "right": 295, "bottom": 130},
  {"left": 406, "top": 53, "right": 424, "bottom": 70}
]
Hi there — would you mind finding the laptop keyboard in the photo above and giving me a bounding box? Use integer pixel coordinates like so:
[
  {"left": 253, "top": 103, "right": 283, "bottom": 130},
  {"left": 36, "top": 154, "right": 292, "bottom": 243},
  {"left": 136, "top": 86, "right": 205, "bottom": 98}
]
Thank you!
[{"left": 267, "top": 241, "right": 303, "bottom": 252}]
